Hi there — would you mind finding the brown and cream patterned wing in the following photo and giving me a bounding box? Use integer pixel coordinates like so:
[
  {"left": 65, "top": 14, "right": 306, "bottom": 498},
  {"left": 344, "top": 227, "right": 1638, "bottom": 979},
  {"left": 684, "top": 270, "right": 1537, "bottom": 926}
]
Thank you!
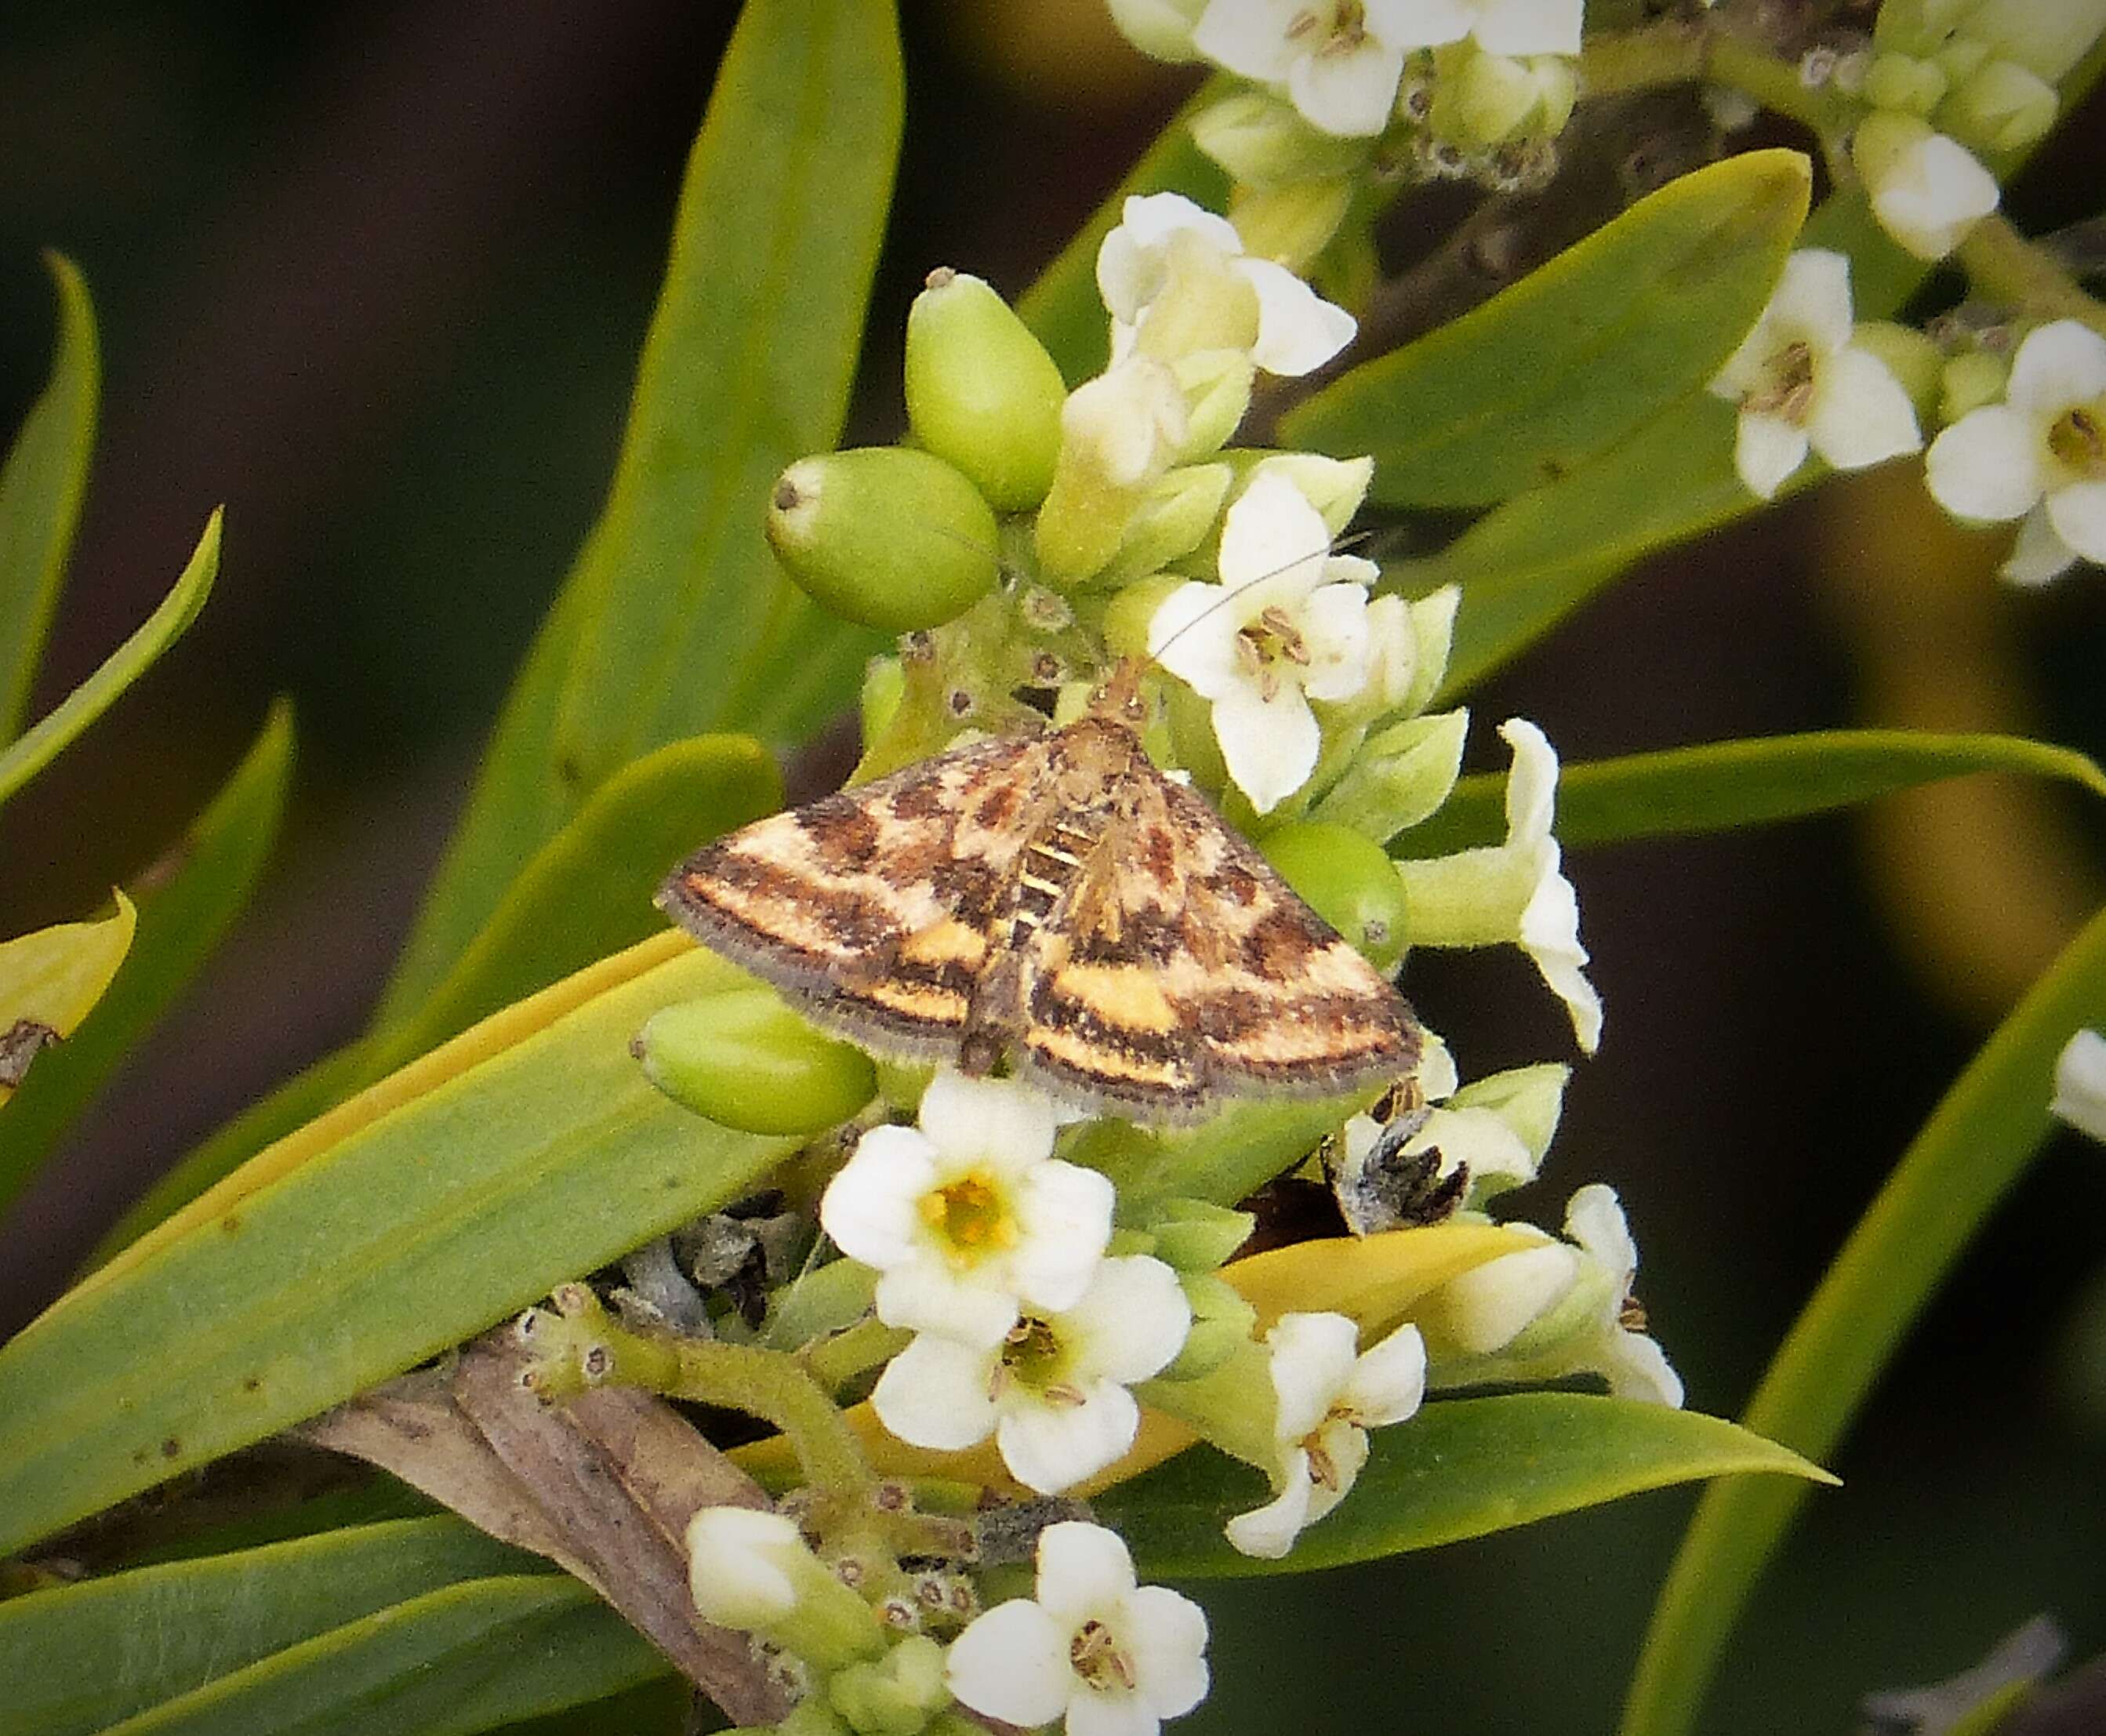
[{"left": 658, "top": 734, "right": 1055, "bottom": 1062}]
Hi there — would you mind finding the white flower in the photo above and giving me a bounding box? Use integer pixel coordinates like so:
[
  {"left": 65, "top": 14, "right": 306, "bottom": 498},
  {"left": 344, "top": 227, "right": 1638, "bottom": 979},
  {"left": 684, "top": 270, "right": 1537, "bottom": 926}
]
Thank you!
[
  {"left": 1098, "top": 192, "right": 1356, "bottom": 376},
  {"left": 819, "top": 1072, "right": 1113, "bottom": 1348},
  {"left": 1708, "top": 249, "right": 1921, "bottom": 499},
  {"left": 1147, "top": 470, "right": 1377, "bottom": 813},
  {"left": 1224, "top": 1312, "right": 1426, "bottom": 1558},
  {"left": 1854, "top": 114, "right": 2000, "bottom": 261},
  {"left": 870, "top": 1256, "right": 1192, "bottom": 1494},
  {"left": 1561, "top": 1185, "right": 1683, "bottom": 1405},
  {"left": 684, "top": 1507, "right": 806, "bottom": 1629},
  {"left": 946, "top": 1521, "right": 1210, "bottom": 1736},
  {"left": 1925, "top": 319, "right": 2106, "bottom": 587},
  {"left": 1499, "top": 719, "right": 1602, "bottom": 1052},
  {"left": 1195, "top": 0, "right": 1416, "bottom": 136},
  {"left": 2052, "top": 1029, "right": 2106, "bottom": 1144},
  {"left": 1062, "top": 356, "right": 1193, "bottom": 490}
]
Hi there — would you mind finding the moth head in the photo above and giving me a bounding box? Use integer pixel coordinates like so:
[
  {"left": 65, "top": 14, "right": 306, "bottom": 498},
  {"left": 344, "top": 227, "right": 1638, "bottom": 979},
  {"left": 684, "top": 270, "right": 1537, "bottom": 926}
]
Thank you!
[{"left": 1088, "top": 658, "right": 1149, "bottom": 727}]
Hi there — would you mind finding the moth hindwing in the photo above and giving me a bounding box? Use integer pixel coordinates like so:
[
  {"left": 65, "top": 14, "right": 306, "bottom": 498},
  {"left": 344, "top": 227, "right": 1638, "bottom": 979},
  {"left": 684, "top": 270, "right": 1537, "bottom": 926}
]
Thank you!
[{"left": 659, "top": 688, "right": 1420, "bottom": 1121}]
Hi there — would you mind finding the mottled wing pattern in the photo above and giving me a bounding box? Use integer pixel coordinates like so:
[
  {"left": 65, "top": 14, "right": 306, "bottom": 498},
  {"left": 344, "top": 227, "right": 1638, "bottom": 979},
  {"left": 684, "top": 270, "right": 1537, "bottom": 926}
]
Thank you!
[
  {"left": 658, "top": 735, "right": 1058, "bottom": 1062},
  {"left": 1016, "top": 761, "right": 1420, "bottom": 1114}
]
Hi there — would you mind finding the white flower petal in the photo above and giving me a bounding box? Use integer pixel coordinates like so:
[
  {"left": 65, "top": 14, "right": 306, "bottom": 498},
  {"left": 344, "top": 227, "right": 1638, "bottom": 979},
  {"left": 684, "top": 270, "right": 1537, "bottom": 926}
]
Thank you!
[
  {"left": 1497, "top": 717, "right": 1558, "bottom": 848},
  {"left": 873, "top": 1264, "right": 1021, "bottom": 1346},
  {"left": 1342, "top": 1322, "right": 1427, "bottom": 1425},
  {"left": 1149, "top": 581, "right": 1248, "bottom": 700},
  {"left": 2046, "top": 478, "right": 2106, "bottom": 564},
  {"left": 1037, "top": 1519, "right": 1139, "bottom": 1619},
  {"left": 1105, "top": 0, "right": 1209, "bottom": 62},
  {"left": 1416, "top": 1030, "right": 1460, "bottom": 1100},
  {"left": 1361, "top": 593, "right": 1418, "bottom": 710},
  {"left": 946, "top": 1599, "right": 1073, "bottom": 1727},
  {"left": 2000, "top": 503, "right": 2081, "bottom": 586},
  {"left": 1371, "top": 0, "right": 1476, "bottom": 49},
  {"left": 685, "top": 1507, "right": 802, "bottom": 1627},
  {"left": 1062, "top": 1256, "right": 1193, "bottom": 1383},
  {"left": 1097, "top": 227, "right": 1149, "bottom": 327},
  {"left": 1926, "top": 405, "right": 2046, "bottom": 522},
  {"left": 1871, "top": 133, "right": 1999, "bottom": 260},
  {"left": 1603, "top": 1328, "right": 1685, "bottom": 1407},
  {"left": 1764, "top": 249, "right": 1854, "bottom": 356},
  {"left": 1217, "top": 470, "right": 1333, "bottom": 594},
  {"left": 1407, "top": 1104, "right": 1533, "bottom": 1187},
  {"left": 1806, "top": 347, "right": 1921, "bottom": 471},
  {"left": 1469, "top": 0, "right": 1584, "bottom": 58},
  {"left": 818, "top": 1125, "right": 936, "bottom": 1269},
  {"left": 1296, "top": 581, "right": 1375, "bottom": 702},
  {"left": 1223, "top": 1453, "right": 1316, "bottom": 1558},
  {"left": 1564, "top": 1182, "right": 1636, "bottom": 1279},
  {"left": 2003, "top": 319, "right": 2106, "bottom": 419},
  {"left": 998, "top": 1382, "right": 1142, "bottom": 1494},
  {"left": 1287, "top": 38, "right": 1407, "bottom": 136},
  {"left": 1123, "top": 1585, "right": 1212, "bottom": 1716},
  {"left": 1734, "top": 409, "right": 1811, "bottom": 500},
  {"left": 1236, "top": 258, "right": 1358, "bottom": 375},
  {"left": 1119, "top": 191, "right": 1245, "bottom": 256},
  {"left": 1432, "top": 1242, "right": 1578, "bottom": 1353},
  {"left": 1266, "top": 1312, "right": 1362, "bottom": 1441},
  {"left": 2052, "top": 1029, "right": 2106, "bottom": 1143},
  {"left": 1520, "top": 863, "right": 1603, "bottom": 1053},
  {"left": 871, "top": 1334, "right": 999, "bottom": 1449},
  {"left": 1213, "top": 681, "right": 1322, "bottom": 813},
  {"left": 1011, "top": 1159, "right": 1118, "bottom": 1314},
  {"left": 1068, "top": 1693, "right": 1163, "bottom": 1736},
  {"left": 920, "top": 1070, "right": 1060, "bottom": 1169},
  {"left": 1192, "top": 0, "right": 1309, "bottom": 79}
]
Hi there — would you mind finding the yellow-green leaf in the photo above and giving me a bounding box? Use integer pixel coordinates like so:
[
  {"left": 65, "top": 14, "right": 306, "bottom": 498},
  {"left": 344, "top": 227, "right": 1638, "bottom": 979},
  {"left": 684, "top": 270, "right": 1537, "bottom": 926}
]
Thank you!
[
  {"left": 0, "top": 510, "right": 220, "bottom": 809},
  {"left": 1097, "top": 1393, "right": 1832, "bottom": 1578},
  {"left": 0, "top": 252, "right": 98, "bottom": 741},
  {"left": 0, "top": 703, "right": 293, "bottom": 1213},
  {"left": 1283, "top": 151, "right": 1811, "bottom": 508},
  {"left": 0, "top": 892, "right": 135, "bottom": 1113},
  {"left": 0, "top": 938, "right": 793, "bottom": 1556}
]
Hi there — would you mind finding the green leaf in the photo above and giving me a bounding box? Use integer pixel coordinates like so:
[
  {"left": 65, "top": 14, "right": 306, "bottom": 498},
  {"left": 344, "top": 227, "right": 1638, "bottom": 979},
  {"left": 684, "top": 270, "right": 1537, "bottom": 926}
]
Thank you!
[
  {"left": 89, "top": 1574, "right": 660, "bottom": 1736},
  {"left": 482, "top": 1676, "right": 689, "bottom": 1736},
  {"left": 1099, "top": 1393, "right": 1830, "bottom": 1578},
  {"left": 1393, "top": 729, "right": 2106, "bottom": 857},
  {"left": 1619, "top": 903, "right": 2106, "bottom": 1736},
  {"left": 0, "top": 895, "right": 134, "bottom": 1111},
  {"left": 0, "top": 942, "right": 793, "bottom": 1556},
  {"left": 0, "top": 252, "right": 99, "bottom": 742},
  {"left": 0, "top": 510, "right": 220, "bottom": 809},
  {"left": 90, "top": 733, "right": 778, "bottom": 1259},
  {"left": 1283, "top": 151, "right": 1810, "bottom": 508},
  {"left": 0, "top": 703, "right": 293, "bottom": 1215},
  {"left": 1016, "top": 82, "right": 1229, "bottom": 383},
  {"left": 0, "top": 1516, "right": 537, "bottom": 1736},
  {"left": 376, "top": 0, "right": 901, "bottom": 1029},
  {"left": 1413, "top": 392, "right": 1751, "bottom": 700}
]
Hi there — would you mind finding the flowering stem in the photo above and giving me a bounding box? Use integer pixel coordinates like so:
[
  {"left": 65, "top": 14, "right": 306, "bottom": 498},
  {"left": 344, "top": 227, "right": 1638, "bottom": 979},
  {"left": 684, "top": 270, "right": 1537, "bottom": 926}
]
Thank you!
[
  {"left": 1955, "top": 215, "right": 2106, "bottom": 336},
  {"left": 804, "top": 1317, "right": 911, "bottom": 1391}
]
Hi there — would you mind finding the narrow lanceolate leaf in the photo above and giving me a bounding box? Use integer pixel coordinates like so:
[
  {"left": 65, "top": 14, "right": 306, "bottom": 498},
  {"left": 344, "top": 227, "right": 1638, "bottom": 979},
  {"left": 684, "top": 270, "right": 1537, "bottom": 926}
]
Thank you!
[
  {"left": 0, "top": 510, "right": 220, "bottom": 808},
  {"left": 0, "top": 939, "right": 793, "bottom": 1556},
  {"left": 94, "top": 734, "right": 778, "bottom": 1256},
  {"left": 379, "top": 0, "right": 901, "bottom": 1028},
  {"left": 1393, "top": 730, "right": 2106, "bottom": 858},
  {"left": 0, "top": 892, "right": 134, "bottom": 1118},
  {"left": 1016, "top": 79, "right": 1229, "bottom": 384},
  {"left": 0, "top": 1516, "right": 536, "bottom": 1736},
  {"left": 85, "top": 1575, "right": 663, "bottom": 1736},
  {"left": 0, "top": 703, "right": 292, "bottom": 1211},
  {"left": 1620, "top": 904, "right": 2106, "bottom": 1736},
  {"left": 0, "top": 252, "right": 98, "bottom": 741},
  {"left": 1099, "top": 1393, "right": 1831, "bottom": 1578},
  {"left": 1282, "top": 151, "right": 1811, "bottom": 508}
]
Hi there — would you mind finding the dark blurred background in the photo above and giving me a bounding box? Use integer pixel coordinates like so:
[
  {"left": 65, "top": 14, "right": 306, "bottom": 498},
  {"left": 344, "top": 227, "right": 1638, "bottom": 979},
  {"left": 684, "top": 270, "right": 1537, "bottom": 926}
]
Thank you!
[{"left": 1, "top": 3, "right": 2101, "bottom": 1731}]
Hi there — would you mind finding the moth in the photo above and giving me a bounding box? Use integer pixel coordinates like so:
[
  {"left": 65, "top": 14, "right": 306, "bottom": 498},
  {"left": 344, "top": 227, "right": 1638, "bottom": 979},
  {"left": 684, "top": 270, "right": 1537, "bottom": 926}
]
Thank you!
[{"left": 658, "top": 666, "right": 1421, "bottom": 1120}]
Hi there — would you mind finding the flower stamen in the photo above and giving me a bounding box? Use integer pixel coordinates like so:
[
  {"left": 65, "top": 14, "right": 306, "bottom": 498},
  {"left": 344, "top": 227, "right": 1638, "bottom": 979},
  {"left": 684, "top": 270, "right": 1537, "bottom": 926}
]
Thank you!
[{"left": 1070, "top": 1618, "right": 1140, "bottom": 1693}]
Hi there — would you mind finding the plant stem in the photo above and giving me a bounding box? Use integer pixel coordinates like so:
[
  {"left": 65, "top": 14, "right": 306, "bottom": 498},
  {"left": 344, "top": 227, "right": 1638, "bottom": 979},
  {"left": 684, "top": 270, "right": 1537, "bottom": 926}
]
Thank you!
[{"left": 1957, "top": 214, "right": 2106, "bottom": 335}]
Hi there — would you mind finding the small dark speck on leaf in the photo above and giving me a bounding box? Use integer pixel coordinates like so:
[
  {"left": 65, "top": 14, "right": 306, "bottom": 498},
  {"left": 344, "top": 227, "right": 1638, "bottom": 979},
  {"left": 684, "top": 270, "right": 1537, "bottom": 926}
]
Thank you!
[{"left": 160, "top": 1437, "right": 182, "bottom": 1459}]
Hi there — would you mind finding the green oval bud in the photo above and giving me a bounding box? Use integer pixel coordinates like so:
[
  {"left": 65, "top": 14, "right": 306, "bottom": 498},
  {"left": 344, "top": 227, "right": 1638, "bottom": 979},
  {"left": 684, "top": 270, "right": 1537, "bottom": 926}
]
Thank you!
[
  {"left": 1158, "top": 1273, "right": 1260, "bottom": 1382},
  {"left": 829, "top": 1634, "right": 951, "bottom": 1736},
  {"left": 1149, "top": 1198, "right": 1257, "bottom": 1273},
  {"left": 768, "top": 449, "right": 998, "bottom": 632},
  {"left": 1190, "top": 92, "right": 1371, "bottom": 188},
  {"left": 1941, "top": 348, "right": 2010, "bottom": 423},
  {"left": 1171, "top": 349, "right": 1256, "bottom": 459},
  {"left": 637, "top": 989, "right": 876, "bottom": 1135},
  {"left": 1106, "top": 463, "right": 1231, "bottom": 583},
  {"left": 1260, "top": 821, "right": 1413, "bottom": 971},
  {"left": 1850, "top": 319, "right": 1944, "bottom": 416},
  {"left": 905, "top": 269, "right": 1069, "bottom": 511},
  {"left": 1940, "top": 56, "right": 2058, "bottom": 154},
  {"left": 1225, "top": 178, "right": 1355, "bottom": 274},
  {"left": 1865, "top": 50, "right": 1949, "bottom": 114}
]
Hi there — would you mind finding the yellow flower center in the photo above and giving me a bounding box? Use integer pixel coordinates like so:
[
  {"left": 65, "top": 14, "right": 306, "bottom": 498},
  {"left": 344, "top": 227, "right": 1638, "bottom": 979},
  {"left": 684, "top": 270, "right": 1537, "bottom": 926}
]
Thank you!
[
  {"left": 995, "top": 1314, "right": 1085, "bottom": 1406},
  {"left": 924, "top": 1171, "right": 1014, "bottom": 1264},
  {"left": 1236, "top": 605, "right": 1313, "bottom": 700},
  {"left": 2046, "top": 402, "right": 2106, "bottom": 481}
]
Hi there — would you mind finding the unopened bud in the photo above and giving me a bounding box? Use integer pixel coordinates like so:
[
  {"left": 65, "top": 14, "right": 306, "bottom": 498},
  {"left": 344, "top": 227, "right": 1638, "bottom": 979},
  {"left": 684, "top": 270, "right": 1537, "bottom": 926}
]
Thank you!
[
  {"left": 827, "top": 1633, "right": 952, "bottom": 1735},
  {"left": 1226, "top": 178, "right": 1356, "bottom": 274},
  {"left": 1313, "top": 709, "right": 1470, "bottom": 842},
  {"left": 906, "top": 270, "right": 1068, "bottom": 511},
  {"left": 637, "top": 989, "right": 877, "bottom": 1135},
  {"left": 1864, "top": 49, "right": 1949, "bottom": 114},
  {"left": 1940, "top": 56, "right": 2059, "bottom": 154},
  {"left": 1106, "top": 463, "right": 1232, "bottom": 583},
  {"left": 768, "top": 449, "right": 998, "bottom": 632},
  {"left": 1158, "top": 1273, "right": 1260, "bottom": 1381},
  {"left": 1940, "top": 347, "right": 2009, "bottom": 423},
  {"left": 1240, "top": 452, "right": 1374, "bottom": 535},
  {"left": 1430, "top": 45, "right": 1578, "bottom": 148},
  {"left": 1851, "top": 112, "right": 2000, "bottom": 260},
  {"left": 1148, "top": 1199, "right": 1257, "bottom": 1273},
  {"left": 1171, "top": 347, "right": 1257, "bottom": 458},
  {"left": 1260, "top": 821, "right": 1414, "bottom": 971},
  {"left": 687, "top": 1507, "right": 886, "bottom": 1669},
  {"left": 1191, "top": 92, "right": 1371, "bottom": 188},
  {"left": 1848, "top": 320, "right": 1944, "bottom": 416},
  {"left": 1035, "top": 359, "right": 1189, "bottom": 584}
]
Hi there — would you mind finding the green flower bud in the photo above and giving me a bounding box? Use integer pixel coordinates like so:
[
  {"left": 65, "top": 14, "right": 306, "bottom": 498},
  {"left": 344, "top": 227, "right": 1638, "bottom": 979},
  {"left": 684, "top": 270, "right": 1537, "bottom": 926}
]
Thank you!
[
  {"left": 1864, "top": 50, "right": 1949, "bottom": 114},
  {"left": 686, "top": 1507, "right": 885, "bottom": 1670},
  {"left": 905, "top": 270, "right": 1069, "bottom": 511},
  {"left": 1941, "top": 348, "right": 2010, "bottom": 423},
  {"left": 1932, "top": 33, "right": 1993, "bottom": 82},
  {"left": 1447, "top": 1062, "right": 1570, "bottom": 1181},
  {"left": 1171, "top": 347, "right": 1257, "bottom": 458},
  {"left": 1940, "top": 56, "right": 2059, "bottom": 153},
  {"left": 768, "top": 449, "right": 998, "bottom": 632},
  {"left": 1874, "top": 0, "right": 1979, "bottom": 57},
  {"left": 1400, "top": 587, "right": 1458, "bottom": 717},
  {"left": 1849, "top": 320, "right": 1944, "bottom": 416},
  {"left": 637, "top": 989, "right": 877, "bottom": 1135},
  {"left": 1968, "top": 0, "right": 2104, "bottom": 79},
  {"left": 1105, "top": 463, "right": 1232, "bottom": 583},
  {"left": 1102, "top": 572, "right": 1187, "bottom": 662},
  {"left": 1190, "top": 92, "right": 1371, "bottom": 188},
  {"left": 1430, "top": 44, "right": 1577, "bottom": 148},
  {"left": 1225, "top": 177, "right": 1356, "bottom": 274},
  {"left": 829, "top": 1634, "right": 952, "bottom": 1736},
  {"left": 1035, "top": 359, "right": 1189, "bottom": 585},
  {"left": 1260, "top": 822, "right": 1414, "bottom": 971},
  {"left": 1146, "top": 1198, "right": 1257, "bottom": 1272},
  {"left": 1311, "top": 708, "right": 1470, "bottom": 843},
  {"left": 1156, "top": 1273, "right": 1260, "bottom": 1382}
]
